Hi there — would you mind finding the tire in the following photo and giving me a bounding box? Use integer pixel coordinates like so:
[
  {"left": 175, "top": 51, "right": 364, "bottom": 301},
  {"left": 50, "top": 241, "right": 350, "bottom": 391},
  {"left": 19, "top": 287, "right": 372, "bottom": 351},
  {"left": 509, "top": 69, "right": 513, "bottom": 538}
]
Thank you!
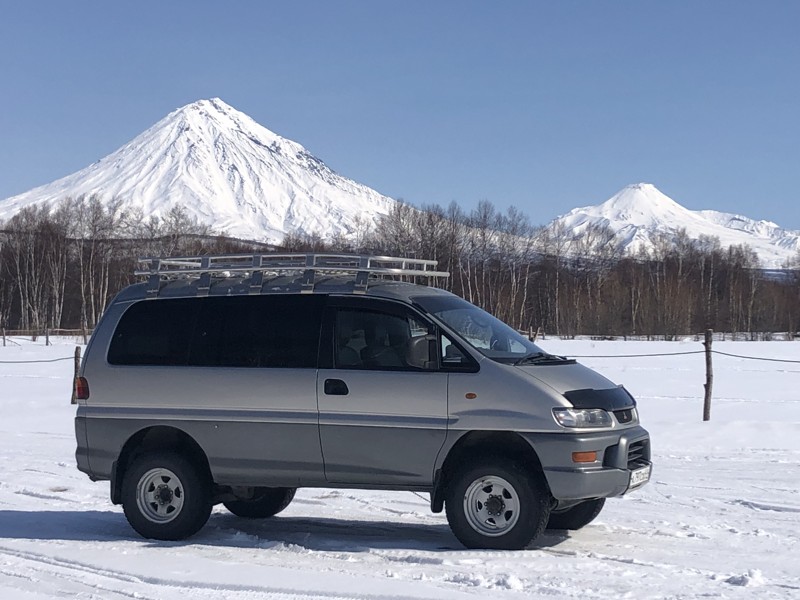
[
  {"left": 122, "top": 452, "right": 212, "bottom": 540},
  {"left": 445, "top": 460, "right": 551, "bottom": 550},
  {"left": 547, "top": 498, "right": 605, "bottom": 530},
  {"left": 223, "top": 487, "right": 296, "bottom": 518}
]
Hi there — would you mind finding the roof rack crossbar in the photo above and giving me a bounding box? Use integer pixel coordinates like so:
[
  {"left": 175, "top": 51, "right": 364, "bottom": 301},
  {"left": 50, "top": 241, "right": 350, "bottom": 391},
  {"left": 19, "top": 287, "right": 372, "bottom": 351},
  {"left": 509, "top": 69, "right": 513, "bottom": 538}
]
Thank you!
[
  {"left": 134, "top": 253, "right": 449, "bottom": 295},
  {"left": 135, "top": 253, "right": 449, "bottom": 278}
]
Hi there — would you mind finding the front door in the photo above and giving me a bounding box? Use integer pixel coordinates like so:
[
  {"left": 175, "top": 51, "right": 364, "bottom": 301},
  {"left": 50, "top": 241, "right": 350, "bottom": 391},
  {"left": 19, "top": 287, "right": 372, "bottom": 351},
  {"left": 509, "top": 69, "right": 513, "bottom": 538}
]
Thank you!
[{"left": 317, "top": 298, "right": 448, "bottom": 486}]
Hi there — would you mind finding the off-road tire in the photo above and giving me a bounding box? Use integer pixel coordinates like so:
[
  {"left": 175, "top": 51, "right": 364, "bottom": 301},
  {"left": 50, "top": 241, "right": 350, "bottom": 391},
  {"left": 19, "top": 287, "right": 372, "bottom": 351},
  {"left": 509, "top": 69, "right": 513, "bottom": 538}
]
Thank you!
[
  {"left": 224, "top": 487, "right": 296, "bottom": 518},
  {"left": 445, "top": 460, "right": 551, "bottom": 550},
  {"left": 122, "top": 452, "right": 212, "bottom": 540},
  {"left": 546, "top": 498, "right": 605, "bottom": 530}
]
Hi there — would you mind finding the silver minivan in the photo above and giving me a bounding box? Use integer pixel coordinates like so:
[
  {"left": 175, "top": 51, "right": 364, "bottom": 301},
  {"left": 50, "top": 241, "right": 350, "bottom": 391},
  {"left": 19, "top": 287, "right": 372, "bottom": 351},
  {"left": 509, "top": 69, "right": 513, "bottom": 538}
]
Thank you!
[{"left": 74, "top": 253, "right": 651, "bottom": 550}]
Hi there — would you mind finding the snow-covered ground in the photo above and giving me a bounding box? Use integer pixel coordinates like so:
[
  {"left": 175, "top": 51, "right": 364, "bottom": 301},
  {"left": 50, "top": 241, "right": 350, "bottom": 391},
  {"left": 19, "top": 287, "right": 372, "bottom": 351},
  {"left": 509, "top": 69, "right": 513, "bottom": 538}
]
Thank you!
[{"left": 1, "top": 337, "right": 798, "bottom": 599}]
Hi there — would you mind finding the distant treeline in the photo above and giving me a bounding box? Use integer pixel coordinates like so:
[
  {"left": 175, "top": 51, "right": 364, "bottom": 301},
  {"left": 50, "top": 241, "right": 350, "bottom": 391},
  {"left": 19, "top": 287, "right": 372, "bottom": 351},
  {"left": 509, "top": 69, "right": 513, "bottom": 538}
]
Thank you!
[{"left": 2, "top": 195, "right": 799, "bottom": 338}]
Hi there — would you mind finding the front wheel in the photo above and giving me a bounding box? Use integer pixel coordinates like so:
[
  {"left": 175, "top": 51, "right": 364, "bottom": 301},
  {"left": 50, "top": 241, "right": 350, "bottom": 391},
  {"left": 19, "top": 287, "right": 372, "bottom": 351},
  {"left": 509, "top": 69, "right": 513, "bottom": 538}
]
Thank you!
[
  {"left": 122, "top": 452, "right": 212, "bottom": 540},
  {"left": 547, "top": 498, "right": 605, "bottom": 530},
  {"left": 445, "top": 461, "right": 551, "bottom": 550},
  {"left": 224, "top": 487, "right": 296, "bottom": 518}
]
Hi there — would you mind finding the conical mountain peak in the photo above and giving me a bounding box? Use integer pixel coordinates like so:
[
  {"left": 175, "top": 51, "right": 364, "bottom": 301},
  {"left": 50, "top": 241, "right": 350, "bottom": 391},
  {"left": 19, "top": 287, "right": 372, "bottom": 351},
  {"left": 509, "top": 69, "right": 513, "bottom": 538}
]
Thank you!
[
  {"left": 595, "top": 183, "right": 692, "bottom": 227},
  {"left": 0, "top": 99, "right": 396, "bottom": 242}
]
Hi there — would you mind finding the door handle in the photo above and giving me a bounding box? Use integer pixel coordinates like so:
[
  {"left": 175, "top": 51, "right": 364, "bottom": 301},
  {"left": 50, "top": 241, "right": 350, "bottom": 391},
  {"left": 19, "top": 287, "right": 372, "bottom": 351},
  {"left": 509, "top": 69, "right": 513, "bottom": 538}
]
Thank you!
[{"left": 324, "top": 379, "right": 349, "bottom": 396}]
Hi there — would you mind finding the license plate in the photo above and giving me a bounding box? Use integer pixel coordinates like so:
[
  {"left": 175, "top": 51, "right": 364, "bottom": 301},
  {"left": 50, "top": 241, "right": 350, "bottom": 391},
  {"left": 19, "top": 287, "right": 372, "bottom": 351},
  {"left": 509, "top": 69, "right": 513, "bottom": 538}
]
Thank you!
[{"left": 629, "top": 464, "right": 651, "bottom": 488}]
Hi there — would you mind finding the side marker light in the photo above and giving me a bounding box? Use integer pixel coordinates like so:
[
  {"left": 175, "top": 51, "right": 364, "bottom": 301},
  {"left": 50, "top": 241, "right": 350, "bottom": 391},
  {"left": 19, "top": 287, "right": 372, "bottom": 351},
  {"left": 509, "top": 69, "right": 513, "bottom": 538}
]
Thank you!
[{"left": 572, "top": 451, "right": 598, "bottom": 463}]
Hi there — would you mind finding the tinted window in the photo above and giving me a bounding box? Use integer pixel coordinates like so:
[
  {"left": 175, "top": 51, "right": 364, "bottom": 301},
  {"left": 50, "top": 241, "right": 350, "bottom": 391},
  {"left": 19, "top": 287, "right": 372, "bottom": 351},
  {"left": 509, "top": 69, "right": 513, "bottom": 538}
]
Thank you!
[
  {"left": 108, "top": 295, "right": 324, "bottom": 368},
  {"left": 108, "top": 298, "right": 198, "bottom": 366}
]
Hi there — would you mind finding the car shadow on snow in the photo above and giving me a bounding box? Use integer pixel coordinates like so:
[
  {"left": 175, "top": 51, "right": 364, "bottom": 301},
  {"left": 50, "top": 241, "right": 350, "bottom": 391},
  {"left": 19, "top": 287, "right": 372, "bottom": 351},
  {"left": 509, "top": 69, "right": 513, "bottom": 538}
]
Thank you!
[
  {"left": 0, "top": 509, "right": 571, "bottom": 552},
  {"left": 203, "top": 513, "right": 461, "bottom": 552},
  {"left": 0, "top": 509, "right": 131, "bottom": 541}
]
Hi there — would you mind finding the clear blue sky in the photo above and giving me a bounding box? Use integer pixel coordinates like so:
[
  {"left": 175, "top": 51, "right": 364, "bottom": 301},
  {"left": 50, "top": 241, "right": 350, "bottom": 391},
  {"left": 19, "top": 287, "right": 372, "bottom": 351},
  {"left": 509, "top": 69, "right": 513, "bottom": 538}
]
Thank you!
[{"left": 1, "top": 2, "right": 798, "bottom": 228}]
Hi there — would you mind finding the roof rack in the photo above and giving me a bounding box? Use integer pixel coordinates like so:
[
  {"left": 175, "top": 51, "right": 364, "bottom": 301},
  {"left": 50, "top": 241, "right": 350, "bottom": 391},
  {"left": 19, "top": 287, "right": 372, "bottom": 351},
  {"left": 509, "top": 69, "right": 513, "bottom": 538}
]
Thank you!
[{"left": 136, "top": 253, "right": 450, "bottom": 296}]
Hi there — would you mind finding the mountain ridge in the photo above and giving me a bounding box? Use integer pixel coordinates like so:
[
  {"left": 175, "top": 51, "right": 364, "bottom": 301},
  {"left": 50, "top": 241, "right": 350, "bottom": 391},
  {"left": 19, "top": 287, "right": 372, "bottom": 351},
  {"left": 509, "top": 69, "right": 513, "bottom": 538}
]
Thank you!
[
  {"left": 1, "top": 101, "right": 798, "bottom": 267},
  {"left": 550, "top": 183, "right": 800, "bottom": 268}
]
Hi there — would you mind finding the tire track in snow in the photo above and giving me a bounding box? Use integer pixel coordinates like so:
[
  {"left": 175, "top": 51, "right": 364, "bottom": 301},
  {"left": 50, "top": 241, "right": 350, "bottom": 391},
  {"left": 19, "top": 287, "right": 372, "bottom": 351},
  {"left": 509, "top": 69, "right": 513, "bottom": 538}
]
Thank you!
[
  {"left": 0, "top": 544, "right": 453, "bottom": 600},
  {"left": 0, "top": 545, "right": 161, "bottom": 600}
]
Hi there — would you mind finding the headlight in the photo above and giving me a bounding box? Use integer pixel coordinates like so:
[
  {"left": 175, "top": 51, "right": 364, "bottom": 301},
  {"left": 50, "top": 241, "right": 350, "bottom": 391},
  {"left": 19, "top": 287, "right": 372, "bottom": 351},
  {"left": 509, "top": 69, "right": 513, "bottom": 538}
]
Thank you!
[{"left": 553, "top": 407, "right": 613, "bottom": 428}]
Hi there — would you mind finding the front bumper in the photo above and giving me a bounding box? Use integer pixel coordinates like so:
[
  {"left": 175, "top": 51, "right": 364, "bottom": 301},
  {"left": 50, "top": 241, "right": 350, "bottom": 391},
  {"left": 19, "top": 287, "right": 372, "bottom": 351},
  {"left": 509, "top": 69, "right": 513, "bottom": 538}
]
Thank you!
[{"left": 522, "top": 425, "right": 651, "bottom": 501}]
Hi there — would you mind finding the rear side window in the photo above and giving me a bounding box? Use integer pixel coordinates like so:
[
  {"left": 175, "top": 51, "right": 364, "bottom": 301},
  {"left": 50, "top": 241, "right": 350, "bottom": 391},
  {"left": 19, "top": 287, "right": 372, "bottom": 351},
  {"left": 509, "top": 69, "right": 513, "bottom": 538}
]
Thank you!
[
  {"left": 108, "top": 298, "right": 198, "bottom": 366},
  {"left": 108, "top": 295, "right": 324, "bottom": 368}
]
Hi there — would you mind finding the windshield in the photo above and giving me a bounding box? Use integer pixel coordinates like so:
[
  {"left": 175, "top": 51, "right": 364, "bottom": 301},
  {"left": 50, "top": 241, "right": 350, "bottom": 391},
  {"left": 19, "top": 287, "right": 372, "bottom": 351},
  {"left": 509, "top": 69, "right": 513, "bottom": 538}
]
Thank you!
[{"left": 413, "top": 295, "right": 546, "bottom": 363}]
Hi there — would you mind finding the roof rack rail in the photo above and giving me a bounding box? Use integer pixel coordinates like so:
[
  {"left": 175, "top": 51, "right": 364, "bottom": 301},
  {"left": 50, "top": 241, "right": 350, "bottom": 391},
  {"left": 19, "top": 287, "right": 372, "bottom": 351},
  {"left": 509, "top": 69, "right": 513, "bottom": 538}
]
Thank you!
[{"left": 135, "top": 253, "right": 449, "bottom": 296}]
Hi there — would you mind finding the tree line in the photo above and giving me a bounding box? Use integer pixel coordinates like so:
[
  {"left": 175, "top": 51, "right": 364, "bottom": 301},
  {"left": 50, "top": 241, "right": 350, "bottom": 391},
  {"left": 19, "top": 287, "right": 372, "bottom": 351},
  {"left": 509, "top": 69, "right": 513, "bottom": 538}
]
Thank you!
[{"left": 2, "top": 195, "right": 799, "bottom": 338}]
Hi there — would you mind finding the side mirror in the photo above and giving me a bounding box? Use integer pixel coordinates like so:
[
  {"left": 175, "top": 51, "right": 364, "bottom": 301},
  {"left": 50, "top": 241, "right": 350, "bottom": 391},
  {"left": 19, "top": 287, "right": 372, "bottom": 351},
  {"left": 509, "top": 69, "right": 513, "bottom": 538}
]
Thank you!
[{"left": 406, "top": 335, "right": 437, "bottom": 370}]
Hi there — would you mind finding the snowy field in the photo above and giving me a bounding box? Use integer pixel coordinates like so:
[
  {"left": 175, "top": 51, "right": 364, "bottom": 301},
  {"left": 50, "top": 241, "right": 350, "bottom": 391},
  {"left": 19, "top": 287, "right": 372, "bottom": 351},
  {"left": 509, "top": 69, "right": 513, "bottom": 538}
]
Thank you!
[{"left": 1, "top": 336, "right": 799, "bottom": 599}]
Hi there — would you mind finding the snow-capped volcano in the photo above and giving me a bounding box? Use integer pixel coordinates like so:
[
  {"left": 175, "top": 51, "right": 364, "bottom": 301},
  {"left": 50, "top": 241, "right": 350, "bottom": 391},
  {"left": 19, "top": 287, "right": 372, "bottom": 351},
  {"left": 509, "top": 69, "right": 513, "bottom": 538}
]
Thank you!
[
  {"left": 552, "top": 183, "right": 800, "bottom": 268},
  {"left": 2, "top": 105, "right": 797, "bottom": 268},
  {"left": 0, "top": 98, "right": 396, "bottom": 241}
]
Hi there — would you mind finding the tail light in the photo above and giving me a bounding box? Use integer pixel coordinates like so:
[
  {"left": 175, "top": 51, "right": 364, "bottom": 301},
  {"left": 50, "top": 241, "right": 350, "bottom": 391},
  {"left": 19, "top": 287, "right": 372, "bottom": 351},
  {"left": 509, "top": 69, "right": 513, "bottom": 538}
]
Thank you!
[{"left": 73, "top": 376, "right": 90, "bottom": 401}]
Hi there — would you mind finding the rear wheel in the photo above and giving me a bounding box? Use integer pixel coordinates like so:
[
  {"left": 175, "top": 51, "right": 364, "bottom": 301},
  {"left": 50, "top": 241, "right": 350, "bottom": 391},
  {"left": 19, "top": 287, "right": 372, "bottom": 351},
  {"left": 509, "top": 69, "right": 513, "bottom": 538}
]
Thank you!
[
  {"left": 224, "top": 487, "right": 296, "bottom": 518},
  {"left": 445, "top": 460, "right": 551, "bottom": 550},
  {"left": 547, "top": 498, "right": 605, "bottom": 530},
  {"left": 122, "top": 452, "right": 211, "bottom": 540}
]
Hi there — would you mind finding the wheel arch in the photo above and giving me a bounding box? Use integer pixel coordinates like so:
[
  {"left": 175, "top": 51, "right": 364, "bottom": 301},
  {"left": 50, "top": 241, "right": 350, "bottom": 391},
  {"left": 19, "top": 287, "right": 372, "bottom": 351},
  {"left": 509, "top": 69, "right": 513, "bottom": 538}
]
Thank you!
[
  {"left": 431, "top": 430, "right": 548, "bottom": 513},
  {"left": 111, "top": 425, "right": 211, "bottom": 505}
]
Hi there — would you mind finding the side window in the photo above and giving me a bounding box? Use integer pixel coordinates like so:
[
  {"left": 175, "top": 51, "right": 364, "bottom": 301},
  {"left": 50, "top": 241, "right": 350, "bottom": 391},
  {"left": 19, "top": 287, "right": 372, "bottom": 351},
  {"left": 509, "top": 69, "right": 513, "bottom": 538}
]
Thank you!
[
  {"left": 190, "top": 295, "right": 323, "bottom": 368},
  {"left": 108, "top": 299, "right": 199, "bottom": 366},
  {"left": 334, "top": 308, "right": 434, "bottom": 371},
  {"left": 441, "top": 332, "right": 478, "bottom": 372},
  {"left": 108, "top": 295, "right": 323, "bottom": 368},
  {"left": 189, "top": 295, "right": 324, "bottom": 369}
]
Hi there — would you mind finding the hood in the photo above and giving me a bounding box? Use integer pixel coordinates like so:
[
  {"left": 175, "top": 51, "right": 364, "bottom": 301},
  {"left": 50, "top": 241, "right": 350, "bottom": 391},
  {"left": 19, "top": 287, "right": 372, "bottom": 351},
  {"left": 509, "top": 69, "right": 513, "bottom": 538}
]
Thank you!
[{"left": 513, "top": 362, "right": 617, "bottom": 395}]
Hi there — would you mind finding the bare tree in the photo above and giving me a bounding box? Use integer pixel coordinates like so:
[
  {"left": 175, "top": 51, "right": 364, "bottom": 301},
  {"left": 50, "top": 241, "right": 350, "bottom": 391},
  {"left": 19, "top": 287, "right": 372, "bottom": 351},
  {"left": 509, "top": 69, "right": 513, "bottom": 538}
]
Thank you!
[{"left": 4, "top": 207, "right": 50, "bottom": 330}]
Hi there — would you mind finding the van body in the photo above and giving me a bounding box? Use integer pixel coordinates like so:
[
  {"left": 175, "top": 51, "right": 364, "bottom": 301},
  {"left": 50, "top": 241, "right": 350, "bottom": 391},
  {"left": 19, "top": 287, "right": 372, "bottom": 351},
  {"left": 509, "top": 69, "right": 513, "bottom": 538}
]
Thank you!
[{"left": 74, "top": 254, "right": 651, "bottom": 549}]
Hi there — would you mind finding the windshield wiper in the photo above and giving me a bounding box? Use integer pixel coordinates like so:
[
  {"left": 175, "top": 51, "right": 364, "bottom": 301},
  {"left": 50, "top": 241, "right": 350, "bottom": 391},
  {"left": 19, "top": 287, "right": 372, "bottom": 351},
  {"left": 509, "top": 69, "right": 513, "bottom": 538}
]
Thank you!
[{"left": 513, "top": 352, "right": 576, "bottom": 366}]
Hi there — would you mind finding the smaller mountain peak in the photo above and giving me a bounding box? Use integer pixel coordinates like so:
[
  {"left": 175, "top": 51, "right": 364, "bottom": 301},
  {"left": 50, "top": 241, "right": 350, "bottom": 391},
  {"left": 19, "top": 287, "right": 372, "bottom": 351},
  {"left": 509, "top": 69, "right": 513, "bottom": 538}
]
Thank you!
[
  {"left": 605, "top": 183, "right": 677, "bottom": 207},
  {"left": 594, "top": 183, "right": 690, "bottom": 227}
]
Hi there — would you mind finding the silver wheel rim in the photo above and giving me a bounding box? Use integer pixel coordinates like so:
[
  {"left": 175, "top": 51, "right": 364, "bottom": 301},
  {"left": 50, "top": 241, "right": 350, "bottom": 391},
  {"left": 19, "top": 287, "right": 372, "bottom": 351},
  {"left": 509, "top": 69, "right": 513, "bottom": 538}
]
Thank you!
[
  {"left": 463, "top": 475, "right": 520, "bottom": 537},
  {"left": 136, "top": 467, "right": 185, "bottom": 523}
]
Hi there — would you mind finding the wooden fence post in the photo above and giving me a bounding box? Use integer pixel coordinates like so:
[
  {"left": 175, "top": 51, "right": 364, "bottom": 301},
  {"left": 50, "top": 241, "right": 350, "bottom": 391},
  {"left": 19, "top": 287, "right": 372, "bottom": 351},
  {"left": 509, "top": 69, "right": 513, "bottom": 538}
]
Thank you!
[
  {"left": 71, "top": 346, "right": 81, "bottom": 405},
  {"left": 1, "top": 328, "right": 5, "bottom": 347},
  {"left": 45, "top": 329, "right": 50, "bottom": 346},
  {"left": 703, "top": 329, "right": 713, "bottom": 421}
]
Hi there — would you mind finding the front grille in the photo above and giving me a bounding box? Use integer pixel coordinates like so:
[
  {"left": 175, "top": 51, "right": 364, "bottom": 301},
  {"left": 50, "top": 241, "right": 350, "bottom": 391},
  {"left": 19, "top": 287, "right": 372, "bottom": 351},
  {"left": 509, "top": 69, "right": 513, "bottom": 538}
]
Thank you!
[{"left": 627, "top": 439, "right": 649, "bottom": 469}]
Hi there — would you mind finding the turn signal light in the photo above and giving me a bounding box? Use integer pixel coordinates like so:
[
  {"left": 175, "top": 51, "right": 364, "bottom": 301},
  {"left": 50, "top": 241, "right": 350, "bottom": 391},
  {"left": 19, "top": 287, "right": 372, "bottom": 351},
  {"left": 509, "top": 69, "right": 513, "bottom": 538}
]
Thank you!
[
  {"left": 572, "top": 451, "right": 597, "bottom": 463},
  {"left": 74, "top": 376, "right": 90, "bottom": 401}
]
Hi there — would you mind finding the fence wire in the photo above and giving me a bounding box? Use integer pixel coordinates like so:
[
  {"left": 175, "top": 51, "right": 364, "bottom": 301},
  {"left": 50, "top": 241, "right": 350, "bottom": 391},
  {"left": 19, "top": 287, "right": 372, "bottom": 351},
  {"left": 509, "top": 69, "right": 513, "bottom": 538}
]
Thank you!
[
  {"left": 568, "top": 349, "right": 800, "bottom": 364},
  {"left": 2, "top": 348, "right": 800, "bottom": 365},
  {"left": 710, "top": 350, "right": 800, "bottom": 364},
  {"left": 0, "top": 356, "right": 76, "bottom": 364},
  {"left": 569, "top": 350, "right": 706, "bottom": 358}
]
